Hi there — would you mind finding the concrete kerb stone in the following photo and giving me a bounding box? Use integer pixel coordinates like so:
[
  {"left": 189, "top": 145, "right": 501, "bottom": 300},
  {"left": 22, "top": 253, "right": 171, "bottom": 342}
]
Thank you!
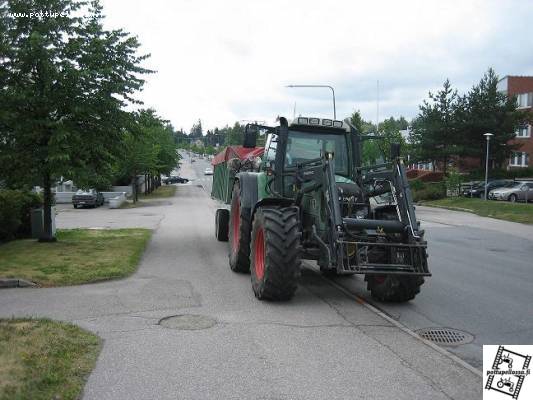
[{"left": 0, "top": 278, "right": 38, "bottom": 288}]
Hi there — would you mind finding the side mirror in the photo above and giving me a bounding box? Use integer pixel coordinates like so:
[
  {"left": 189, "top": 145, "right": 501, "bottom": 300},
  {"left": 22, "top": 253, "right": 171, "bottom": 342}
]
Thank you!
[{"left": 243, "top": 124, "right": 258, "bottom": 148}]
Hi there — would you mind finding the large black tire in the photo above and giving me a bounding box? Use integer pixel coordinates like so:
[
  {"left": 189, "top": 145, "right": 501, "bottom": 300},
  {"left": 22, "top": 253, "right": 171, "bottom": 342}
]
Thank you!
[
  {"left": 365, "top": 275, "right": 424, "bottom": 302},
  {"left": 250, "top": 207, "right": 301, "bottom": 301},
  {"left": 228, "top": 182, "right": 252, "bottom": 272},
  {"left": 215, "top": 209, "right": 229, "bottom": 242},
  {"left": 508, "top": 194, "right": 517, "bottom": 203}
]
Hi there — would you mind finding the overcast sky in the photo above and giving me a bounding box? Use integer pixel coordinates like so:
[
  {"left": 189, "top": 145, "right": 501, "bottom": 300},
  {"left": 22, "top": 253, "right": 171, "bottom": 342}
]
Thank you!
[{"left": 101, "top": 0, "right": 533, "bottom": 132}]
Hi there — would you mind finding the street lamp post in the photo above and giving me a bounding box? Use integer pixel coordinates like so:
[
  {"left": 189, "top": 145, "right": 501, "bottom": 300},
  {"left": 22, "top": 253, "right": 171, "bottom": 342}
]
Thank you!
[
  {"left": 285, "top": 85, "right": 336, "bottom": 119},
  {"left": 483, "top": 133, "right": 494, "bottom": 200}
]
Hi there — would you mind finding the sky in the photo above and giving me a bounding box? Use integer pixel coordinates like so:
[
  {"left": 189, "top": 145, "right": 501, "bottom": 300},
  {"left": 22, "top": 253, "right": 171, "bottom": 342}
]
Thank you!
[{"left": 100, "top": 0, "right": 533, "bottom": 132}]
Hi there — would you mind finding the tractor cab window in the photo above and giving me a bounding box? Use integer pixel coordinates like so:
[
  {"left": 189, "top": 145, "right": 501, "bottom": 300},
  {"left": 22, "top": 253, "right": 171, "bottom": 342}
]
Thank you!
[
  {"left": 265, "top": 133, "right": 278, "bottom": 163},
  {"left": 285, "top": 130, "right": 349, "bottom": 176}
]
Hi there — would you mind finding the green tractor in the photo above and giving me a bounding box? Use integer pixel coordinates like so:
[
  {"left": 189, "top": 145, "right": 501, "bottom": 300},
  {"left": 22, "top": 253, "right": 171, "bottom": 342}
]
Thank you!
[{"left": 212, "top": 116, "right": 430, "bottom": 301}]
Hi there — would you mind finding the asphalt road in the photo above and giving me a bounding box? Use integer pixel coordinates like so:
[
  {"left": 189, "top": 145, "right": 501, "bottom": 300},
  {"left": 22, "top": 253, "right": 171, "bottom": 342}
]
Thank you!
[{"left": 184, "top": 151, "right": 533, "bottom": 369}]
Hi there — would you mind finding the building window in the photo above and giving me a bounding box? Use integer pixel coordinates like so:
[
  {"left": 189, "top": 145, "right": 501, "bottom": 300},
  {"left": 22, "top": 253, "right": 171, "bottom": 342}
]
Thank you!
[
  {"left": 517, "top": 93, "right": 532, "bottom": 108},
  {"left": 515, "top": 124, "right": 531, "bottom": 138},
  {"left": 510, "top": 152, "right": 529, "bottom": 167}
]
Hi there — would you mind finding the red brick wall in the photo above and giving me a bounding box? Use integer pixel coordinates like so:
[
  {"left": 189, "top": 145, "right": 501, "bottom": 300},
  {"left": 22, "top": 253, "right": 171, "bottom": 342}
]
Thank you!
[{"left": 507, "top": 76, "right": 533, "bottom": 95}]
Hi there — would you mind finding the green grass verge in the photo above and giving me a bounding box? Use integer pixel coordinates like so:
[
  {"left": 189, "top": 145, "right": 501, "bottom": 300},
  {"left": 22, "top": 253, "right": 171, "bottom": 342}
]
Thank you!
[
  {"left": 0, "top": 229, "right": 151, "bottom": 286},
  {"left": 0, "top": 318, "right": 101, "bottom": 400},
  {"left": 141, "top": 185, "right": 176, "bottom": 198},
  {"left": 120, "top": 185, "right": 177, "bottom": 208},
  {"left": 419, "top": 197, "right": 533, "bottom": 224}
]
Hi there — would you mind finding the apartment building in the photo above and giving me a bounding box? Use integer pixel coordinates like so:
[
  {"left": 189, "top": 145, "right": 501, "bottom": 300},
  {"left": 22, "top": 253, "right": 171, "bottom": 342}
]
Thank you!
[{"left": 497, "top": 76, "right": 533, "bottom": 169}]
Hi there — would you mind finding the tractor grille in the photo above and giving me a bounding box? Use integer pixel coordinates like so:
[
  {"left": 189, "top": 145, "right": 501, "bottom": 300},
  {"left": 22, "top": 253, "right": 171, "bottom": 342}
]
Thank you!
[{"left": 416, "top": 328, "right": 473, "bottom": 346}]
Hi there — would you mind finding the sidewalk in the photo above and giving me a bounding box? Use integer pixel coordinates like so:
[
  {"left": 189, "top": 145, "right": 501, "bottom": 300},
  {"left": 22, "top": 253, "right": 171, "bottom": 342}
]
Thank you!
[{"left": 417, "top": 205, "right": 533, "bottom": 241}]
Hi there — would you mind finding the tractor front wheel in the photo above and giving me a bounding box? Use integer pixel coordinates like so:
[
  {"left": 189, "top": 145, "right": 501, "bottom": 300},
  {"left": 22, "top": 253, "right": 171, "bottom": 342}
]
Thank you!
[
  {"left": 250, "top": 207, "right": 301, "bottom": 301},
  {"left": 365, "top": 275, "right": 424, "bottom": 302}
]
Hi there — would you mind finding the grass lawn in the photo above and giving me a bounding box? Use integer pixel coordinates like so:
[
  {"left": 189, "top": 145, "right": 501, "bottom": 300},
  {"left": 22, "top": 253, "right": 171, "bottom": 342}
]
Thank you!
[
  {"left": 420, "top": 197, "right": 533, "bottom": 224},
  {"left": 0, "top": 318, "right": 101, "bottom": 400},
  {"left": 0, "top": 229, "right": 151, "bottom": 286}
]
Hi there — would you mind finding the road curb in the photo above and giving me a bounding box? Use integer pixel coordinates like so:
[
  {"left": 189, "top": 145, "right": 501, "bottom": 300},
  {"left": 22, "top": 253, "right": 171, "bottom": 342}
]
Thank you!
[
  {"left": 0, "top": 278, "right": 38, "bottom": 289},
  {"left": 308, "top": 267, "right": 483, "bottom": 378}
]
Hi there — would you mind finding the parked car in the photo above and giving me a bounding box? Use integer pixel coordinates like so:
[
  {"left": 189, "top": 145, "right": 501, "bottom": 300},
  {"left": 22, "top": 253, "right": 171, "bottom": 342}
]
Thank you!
[
  {"left": 164, "top": 176, "right": 189, "bottom": 184},
  {"left": 462, "top": 180, "right": 514, "bottom": 198},
  {"left": 204, "top": 168, "right": 213, "bottom": 175},
  {"left": 489, "top": 181, "right": 533, "bottom": 202},
  {"left": 72, "top": 189, "right": 104, "bottom": 208}
]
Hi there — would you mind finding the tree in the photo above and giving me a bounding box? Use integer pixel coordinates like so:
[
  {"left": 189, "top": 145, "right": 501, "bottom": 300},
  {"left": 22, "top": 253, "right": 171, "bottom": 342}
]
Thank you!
[
  {"left": 349, "top": 110, "right": 407, "bottom": 165},
  {"left": 458, "top": 68, "right": 524, "bottom": 167},
  {"left": 115, "top": 109, "right": 179, "bottom": 202},
  {"left": 410, "top": 79, "right": 461, "bottom": 174},
  {"left": 223, "top": 122, "right": 244, "bottom": 146},
  {"left": 190, "top": 119, "right": 203, "bottom": 138},
  {"left": 0, "top": 0, "right": 150, "bottom": 240}
]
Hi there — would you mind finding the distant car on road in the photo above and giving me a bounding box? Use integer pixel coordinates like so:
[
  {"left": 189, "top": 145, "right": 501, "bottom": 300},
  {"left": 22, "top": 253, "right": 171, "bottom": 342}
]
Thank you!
[
  {"left": 164, "top": 176, "right": 189, "bottom": 184},
  {"left": 489, "top": 181, "right": 533, "bottom": 202},
  {"left": 462, "top": 180, "right": 514, "bottom": 198},
  {"left": 72, "top": 189, "right": 104, "bottom": 208},
  {"left": 204, "top": 168, "right": 213, "bottom": 175}
]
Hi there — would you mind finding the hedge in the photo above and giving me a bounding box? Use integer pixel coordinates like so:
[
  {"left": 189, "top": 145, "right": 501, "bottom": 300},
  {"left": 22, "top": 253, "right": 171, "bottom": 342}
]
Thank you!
[
  {"left": 411, "top": 182, "right": 446, "bottom": 202},
  {"left": 0, "top": 190, "right": 42, "bottom": 242}
]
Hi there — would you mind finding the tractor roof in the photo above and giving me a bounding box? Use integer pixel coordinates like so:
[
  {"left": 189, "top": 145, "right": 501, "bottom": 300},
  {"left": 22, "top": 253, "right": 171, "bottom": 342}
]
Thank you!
[{"left": 289, "top": 117, "right": 350, "bottom": 132}]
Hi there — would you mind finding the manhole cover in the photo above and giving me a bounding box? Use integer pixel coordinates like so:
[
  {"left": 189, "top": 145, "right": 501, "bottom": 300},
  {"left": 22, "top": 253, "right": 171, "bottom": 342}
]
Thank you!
[
  {"left": 416, "top": 327, "right": 474, "bottom": 346},
  {"left": 159, "top": 314, "right": 216, "bottom": 330}
]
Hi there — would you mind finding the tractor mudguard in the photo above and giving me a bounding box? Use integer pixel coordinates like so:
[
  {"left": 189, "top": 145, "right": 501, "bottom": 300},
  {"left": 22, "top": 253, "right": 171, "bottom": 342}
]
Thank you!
[
  {"left": 252, "top": 198, "right": 295, "bottom": 218},
  {"left": 235, "top": 173, "right": 259, "bottom": 222}
]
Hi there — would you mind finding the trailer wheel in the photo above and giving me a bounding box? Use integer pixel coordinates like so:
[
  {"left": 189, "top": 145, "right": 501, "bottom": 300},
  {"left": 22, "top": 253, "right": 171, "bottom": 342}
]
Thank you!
[
  {"left": 215, "top": 209, "right": 229, "bottom": 242},
  {"left": 250, "top": 207, "right": 301, "bottom": 301},
  {"left": 365, "top": 275, "right": 424, "bottom": 302},
  {"left": 228, "top": 182, "right": 251, "bottom": 272}
]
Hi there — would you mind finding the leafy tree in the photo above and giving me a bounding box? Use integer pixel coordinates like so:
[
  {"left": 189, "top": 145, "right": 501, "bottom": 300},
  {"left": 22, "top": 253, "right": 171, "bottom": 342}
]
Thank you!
[
  {"left": 349, "top": 111, "right": 407, "bottom": 165},
  {"left": 115, "top": 109, "right": 178, "bottom": 202},
  {"left": 0, "top": 0, "right": 150, "bottom": 240}
]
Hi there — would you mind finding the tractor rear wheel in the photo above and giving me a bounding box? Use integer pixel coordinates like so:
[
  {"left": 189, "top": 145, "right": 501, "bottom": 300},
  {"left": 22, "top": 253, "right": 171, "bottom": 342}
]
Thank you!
[
  {"left": 228, "top": 182, "right": 251, "bottom": 272},
  {"left": 365, "top": 275, "right": 424, "bottom": 302},
  {"left": 250, "top": 206, "right": 301, "bottom": 301},
  {"left": 215, "top": 209, "right": 229, "bottom": 242}
]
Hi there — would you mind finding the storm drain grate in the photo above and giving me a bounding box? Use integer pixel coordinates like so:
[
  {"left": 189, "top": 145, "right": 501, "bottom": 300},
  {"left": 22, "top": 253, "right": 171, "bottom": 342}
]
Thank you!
[{"left": 416, "top": 327, "right": 473, "bottom": 346}]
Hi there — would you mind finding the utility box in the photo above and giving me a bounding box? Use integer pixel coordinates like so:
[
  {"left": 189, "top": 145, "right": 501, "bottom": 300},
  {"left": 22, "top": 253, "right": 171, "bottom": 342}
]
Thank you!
[{"left": 31, "top": 207, "right": 56, "bottom": 239}]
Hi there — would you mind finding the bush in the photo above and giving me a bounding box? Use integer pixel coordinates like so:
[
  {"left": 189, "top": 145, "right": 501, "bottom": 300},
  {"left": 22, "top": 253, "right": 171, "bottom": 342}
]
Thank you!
[
  {"left": 0, "top": 190, "right": 42, "bottom": 242},
  {"left": 444, "top": 168, "right": 465, "bottom": 196},
  {"left": 411, "top": 182, "right": 446, "bottom": 202},
  {"left": 467, "top": 167, "right": 533, "bottom": 180}
]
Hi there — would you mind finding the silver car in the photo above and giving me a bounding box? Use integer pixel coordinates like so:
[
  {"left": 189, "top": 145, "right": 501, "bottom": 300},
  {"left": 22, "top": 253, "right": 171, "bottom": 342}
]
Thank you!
[{"left": 489, "top": 182, "right": 533, "bottom": 202}]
